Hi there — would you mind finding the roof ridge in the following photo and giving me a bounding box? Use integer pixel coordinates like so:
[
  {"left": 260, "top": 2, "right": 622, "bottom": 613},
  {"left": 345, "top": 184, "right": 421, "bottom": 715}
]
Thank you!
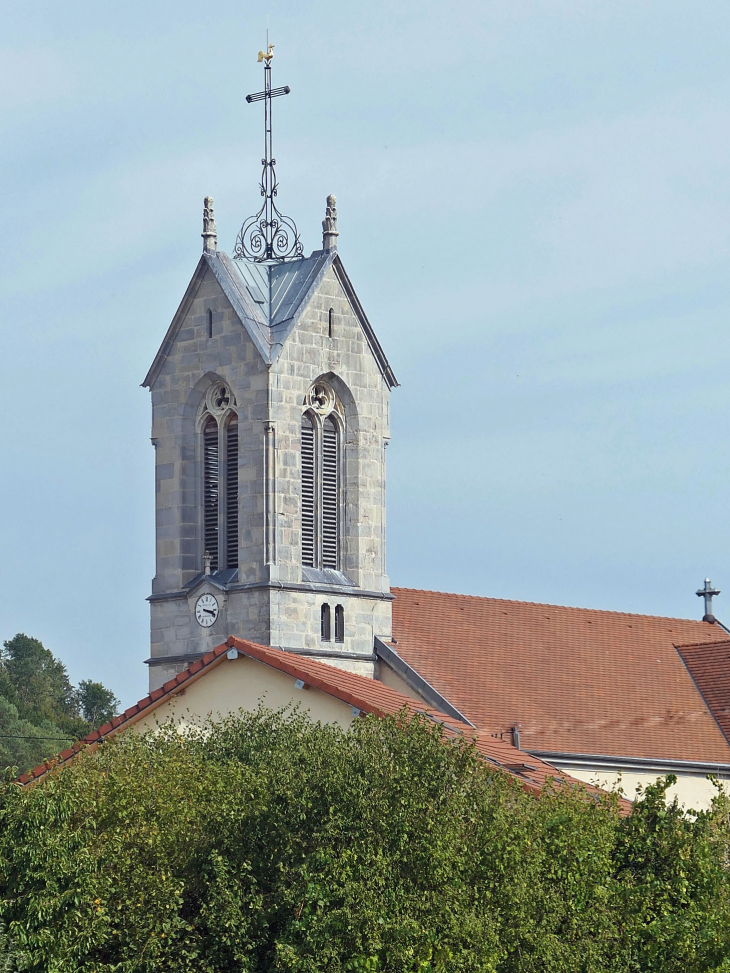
[
  {"left": 391, "top": 585, "right": 720, "bottom": 627},
  {"left": 675, "top": 638, "right": 730, "bottom": 651}
]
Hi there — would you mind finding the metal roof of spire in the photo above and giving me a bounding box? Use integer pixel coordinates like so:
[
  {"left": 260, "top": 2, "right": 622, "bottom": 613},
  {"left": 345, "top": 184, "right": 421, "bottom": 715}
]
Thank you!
[{"left": 233, "top": 42, "right": 303, "bottom": 263}]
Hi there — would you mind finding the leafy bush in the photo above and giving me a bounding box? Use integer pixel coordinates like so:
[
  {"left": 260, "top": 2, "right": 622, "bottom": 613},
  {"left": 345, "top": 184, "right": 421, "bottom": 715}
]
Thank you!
[{"left": 0, "top": 709, "right": 728, "bottom": 972}]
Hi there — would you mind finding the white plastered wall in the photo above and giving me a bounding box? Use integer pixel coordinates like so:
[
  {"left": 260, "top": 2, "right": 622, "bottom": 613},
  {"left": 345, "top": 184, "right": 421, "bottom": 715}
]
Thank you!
[
  {"left": 134, "top": 655, "right": 357, "bottom": 735},
  {"left": 566, "top": 766, "right": 727, "bottom": 811}
]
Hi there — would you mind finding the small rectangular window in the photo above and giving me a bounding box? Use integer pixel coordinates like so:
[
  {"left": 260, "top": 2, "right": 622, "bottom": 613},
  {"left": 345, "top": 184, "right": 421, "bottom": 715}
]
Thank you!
[
  {"left": 334, "top": 604, "right": 344, "bottom": 643},
  {"left": 321, "top": 604, "right": 331, "bottom": 641}
]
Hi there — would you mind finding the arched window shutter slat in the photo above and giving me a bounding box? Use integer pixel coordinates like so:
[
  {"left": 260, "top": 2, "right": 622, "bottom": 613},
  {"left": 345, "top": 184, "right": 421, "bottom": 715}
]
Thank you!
[
  {"left": 301, "top": 415, "right": 316, "bottom": 567},
  {"left": 203, "top": 416, "right": 219, "bottom": 571},
  {"left": 322, "top": 417, "right": 339, "bottom": 569},
  {"left": 226, "top": 416, "right": 238, "bottom": 569}
]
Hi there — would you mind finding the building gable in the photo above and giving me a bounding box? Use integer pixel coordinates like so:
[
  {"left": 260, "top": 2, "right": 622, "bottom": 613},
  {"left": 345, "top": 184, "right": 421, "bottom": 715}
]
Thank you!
[
  {"left": 143, "top": 253, "right": 271, "bottom": 390},
  {"left": 144, "top": 251, "right": 397, "bottom": 392}
]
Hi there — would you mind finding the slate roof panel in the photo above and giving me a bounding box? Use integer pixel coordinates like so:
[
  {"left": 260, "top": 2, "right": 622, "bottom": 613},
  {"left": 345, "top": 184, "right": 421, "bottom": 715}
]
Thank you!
[
  {"left": 144, "top": 249, "right": 397, "bottom": 387},
  {"left": 270, "top": 252, "right": 331, "bottom": 326},
  {"left": 206, "top": 252, "right": 271, "bottom": 357}
]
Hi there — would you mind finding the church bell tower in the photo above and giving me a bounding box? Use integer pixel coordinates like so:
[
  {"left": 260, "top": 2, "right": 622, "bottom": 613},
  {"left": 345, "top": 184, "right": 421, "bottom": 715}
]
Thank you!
[{"left": 142, "top": 47, "right": 397, "bottom": 691}]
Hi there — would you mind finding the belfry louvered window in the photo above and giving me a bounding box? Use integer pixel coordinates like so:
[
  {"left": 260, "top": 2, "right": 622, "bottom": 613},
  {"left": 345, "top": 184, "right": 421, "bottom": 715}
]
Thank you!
[
  {"left": 203, "top": 415, "right": 220, "bottom": 571},
  {"left": 301, "top": 414, "right": 316, "bottom": 568},
  {"left": 226, "top": 416, "right": 239, "bottom": 569},
  {"left": 200, "top": 383, "right": 239, "bottom": 573},
  {"left": 321, "top": 417, "right": 339, "bottom": 568},
  {"left": 300, "top": 381, "right": 343, "bottom": 571}
]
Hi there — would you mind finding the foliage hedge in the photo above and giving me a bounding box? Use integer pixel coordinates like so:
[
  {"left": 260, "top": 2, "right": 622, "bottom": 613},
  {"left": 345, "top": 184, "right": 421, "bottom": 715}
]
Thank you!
[{"left": 1, "top": 709, "right": 730, "bottom": 972}]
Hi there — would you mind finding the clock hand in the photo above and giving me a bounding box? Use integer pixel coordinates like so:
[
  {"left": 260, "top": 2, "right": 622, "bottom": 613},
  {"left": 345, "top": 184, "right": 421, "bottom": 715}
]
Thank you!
[{"left": 203, "top": 608, "right": 216, "bottom": 616}]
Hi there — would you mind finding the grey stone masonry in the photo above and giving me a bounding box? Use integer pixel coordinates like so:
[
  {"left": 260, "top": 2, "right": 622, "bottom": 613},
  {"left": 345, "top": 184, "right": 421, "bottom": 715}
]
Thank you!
[{"left": 143, "top": 244, "right": 397, "bottom": 692}]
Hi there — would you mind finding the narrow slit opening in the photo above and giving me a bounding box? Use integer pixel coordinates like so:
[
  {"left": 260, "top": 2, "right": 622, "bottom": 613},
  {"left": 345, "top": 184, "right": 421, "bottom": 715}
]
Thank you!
[{"left": 321, "top": 603, "right": 331, "bottom": 641}]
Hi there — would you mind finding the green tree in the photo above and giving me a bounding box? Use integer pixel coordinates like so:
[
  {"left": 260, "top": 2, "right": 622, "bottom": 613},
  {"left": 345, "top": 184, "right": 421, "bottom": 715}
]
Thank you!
[
  {"left": 0, "top": 920, "right": 25, "bottom": 971},
  {"left": 614, "top": 775, "right": 730, "bottom": 972},
  {"left": 0, "top": 697, "right": 71, "bottom": 780},
  {"left": 2, "top": 708, "right": 726, "bottom": 973},
  {"left": 0, "top": 634, "right": 119, "bottom": 774},
  {"left": 1, "top": 634, "right": 79, "bottom": 732},
  {"left": 76, "top": 679, "right": 119, "bottom": 727}
]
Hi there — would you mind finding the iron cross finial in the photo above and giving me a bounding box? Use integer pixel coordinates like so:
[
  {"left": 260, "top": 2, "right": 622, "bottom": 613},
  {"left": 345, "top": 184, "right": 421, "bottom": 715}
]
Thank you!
[
  {"left": 234, "top": 43, "right": 303, "bottom": 263},
  {"left": 696, "top": 577, "right": 721, "bottom": 622}
]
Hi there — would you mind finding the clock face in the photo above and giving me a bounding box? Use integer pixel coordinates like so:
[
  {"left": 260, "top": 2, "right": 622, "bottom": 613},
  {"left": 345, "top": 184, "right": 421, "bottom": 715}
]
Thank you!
[{"left": 195, "top": 593, "right": 219, "bottom": 628}]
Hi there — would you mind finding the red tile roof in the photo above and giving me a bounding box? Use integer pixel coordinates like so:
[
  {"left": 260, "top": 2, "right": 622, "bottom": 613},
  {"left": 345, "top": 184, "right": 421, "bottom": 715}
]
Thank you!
[
  {"left": 677, "top": 640, "right": 730, "bottom": 745},
  {"left": 19, "top": 637, "right": 622, "bottom": 807},
  {"left": 390, "top": 587, "right": 730, "bottom": 764}
]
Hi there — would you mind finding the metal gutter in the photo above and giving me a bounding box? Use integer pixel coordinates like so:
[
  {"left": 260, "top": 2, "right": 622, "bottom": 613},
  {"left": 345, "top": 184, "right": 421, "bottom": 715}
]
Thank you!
[{"left": 530, "top": 750, "right": 730, "bottom": 777}]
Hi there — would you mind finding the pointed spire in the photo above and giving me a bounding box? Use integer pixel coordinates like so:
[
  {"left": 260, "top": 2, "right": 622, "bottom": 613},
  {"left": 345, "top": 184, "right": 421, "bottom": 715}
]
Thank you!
[
  {"left": 202, "top": 196, "right": 217, "bottom": 252},
  {"left": 322, "top": 194, "right": 338, "bottom": 251}
]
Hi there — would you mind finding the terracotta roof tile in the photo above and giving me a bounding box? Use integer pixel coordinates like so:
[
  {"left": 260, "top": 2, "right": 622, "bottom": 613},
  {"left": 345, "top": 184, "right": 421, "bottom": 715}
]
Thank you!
[
  {"left": 390, "top": 587, "right": 730, "bottom": 764},
  {"left": 676, "top": 640, "right": 730, "bottom": 744},
  {"left": 18, "top": 637, "right": 624, "bottom": 808}
]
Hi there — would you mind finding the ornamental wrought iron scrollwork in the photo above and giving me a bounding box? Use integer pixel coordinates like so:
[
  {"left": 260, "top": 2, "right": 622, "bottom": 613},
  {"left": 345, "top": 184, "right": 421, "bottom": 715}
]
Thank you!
[
  {"left": 233, "top": 44, "right": 304, "bottom": 263},
  {"left": 233, "top": 186, "right": 303, "bottom": 262}
]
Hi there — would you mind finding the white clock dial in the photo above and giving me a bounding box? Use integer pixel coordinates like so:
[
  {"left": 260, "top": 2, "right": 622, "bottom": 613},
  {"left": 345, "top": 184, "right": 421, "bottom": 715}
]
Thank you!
[{"left": 195, "top": 593, "right": 219, "bottom": 628}]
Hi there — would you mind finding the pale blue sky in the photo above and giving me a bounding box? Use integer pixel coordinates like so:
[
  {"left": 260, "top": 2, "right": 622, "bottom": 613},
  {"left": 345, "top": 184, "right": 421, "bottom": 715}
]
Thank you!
[{"left": 2, "top": 1, "right": 730, "bottom": 706}]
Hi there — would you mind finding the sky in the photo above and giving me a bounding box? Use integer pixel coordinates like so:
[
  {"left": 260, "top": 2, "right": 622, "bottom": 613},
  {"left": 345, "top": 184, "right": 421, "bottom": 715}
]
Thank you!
[{"left": 2, "top": 0, "right": 730, "bottom": 707}]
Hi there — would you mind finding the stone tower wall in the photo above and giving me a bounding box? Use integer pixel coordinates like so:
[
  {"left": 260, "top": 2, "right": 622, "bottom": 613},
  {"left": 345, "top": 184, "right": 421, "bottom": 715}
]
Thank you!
[
  {"left": 269, "top": 264, "right": 391, "bottom": 592},
  {"left": 146, "top": 259, "right": 392, "bottom": 691}
]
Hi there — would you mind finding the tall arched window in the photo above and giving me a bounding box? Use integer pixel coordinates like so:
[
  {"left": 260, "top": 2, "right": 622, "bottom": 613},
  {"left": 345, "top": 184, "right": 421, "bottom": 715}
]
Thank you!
[
  {"left": 321, "top": 416, "right": 339, "bottom": 569},
  {"left": 226, "top": 415, "right": 239, "bottom": 570},
  {"left": 301, "top": 414, "right": 315, "bottom": 568},
  {"left": 203, "top": 415, "right": 219, "bottom": 571},
  {"left": 200, "top": 382, "right": 238, "bottom": 573},
  {"left": 301, "top": 381, "right": 342, "bottom": 570}
]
